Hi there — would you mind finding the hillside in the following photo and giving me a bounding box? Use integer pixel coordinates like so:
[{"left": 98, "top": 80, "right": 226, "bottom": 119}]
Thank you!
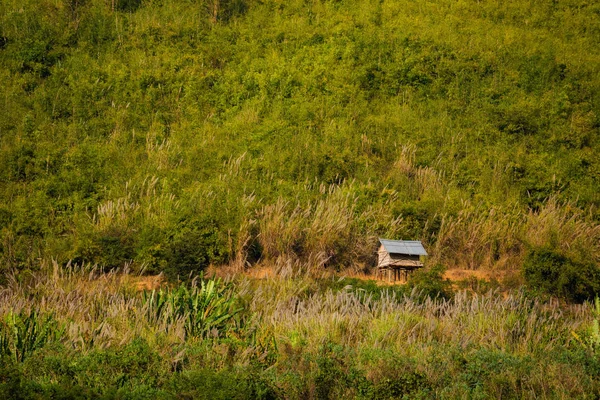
[
  {"left": 3, "top": 2, "right": 600, "bottom": 398},
  {"left": 1, "top": 0, "right": 600, "bottom": 283}
]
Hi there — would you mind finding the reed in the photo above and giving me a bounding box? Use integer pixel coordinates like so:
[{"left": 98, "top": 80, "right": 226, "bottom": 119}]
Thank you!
[{"left": 0, "top": 262, "right": 598, "bottom": 397}]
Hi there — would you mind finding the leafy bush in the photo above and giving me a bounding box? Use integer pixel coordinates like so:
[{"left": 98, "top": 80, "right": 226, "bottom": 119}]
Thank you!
[
  {"left": 407, "top": 264, "right": 454, "bottom": 301},
  {"left": 167, "top": 367, "right": 277, "bottom": 400},
  {"left": 0, "top": 360, "right": 39, "bottom": 400},
  {"left": 366, "top": 372, "right": 431, "bottom": 399},
  {"left": 312, "top": 342, "right": 350, "bottom": 399},
  {"left": 71, "top": 226, "right": 136, "bottom": 271},
  {"left": 68, "top": 338, "right": 161, "bottom": 391},
  {"left": 523, "top": 247, "right": 600, "bottom": 303},
  {"left": 454, "top": 348, "right": 533, "bottom": 398},
  {"left": 115, "top": 0, "right": 142, "bottom": 12},
  {"left": 163, "top": 218, "right": 228, "bottom": 280}
]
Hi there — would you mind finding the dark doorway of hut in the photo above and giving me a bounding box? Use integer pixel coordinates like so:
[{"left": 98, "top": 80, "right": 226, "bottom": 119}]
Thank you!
[{"left": 376, "top": 238, "right": 428, "bottom": 283}]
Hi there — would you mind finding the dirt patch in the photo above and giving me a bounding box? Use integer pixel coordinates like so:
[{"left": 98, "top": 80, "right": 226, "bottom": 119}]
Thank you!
[
  {"left": 127, "top": 274, "right": 165, "bottom": 291},
  {"left": 134, "top": 266, "right": 523, "bottom": 291},
  {"left": 444, "top": 269, "right": 500, "bottom": 282}
]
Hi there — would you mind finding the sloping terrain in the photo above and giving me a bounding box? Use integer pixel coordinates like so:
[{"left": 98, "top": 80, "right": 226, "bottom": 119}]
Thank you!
[{"left": 0, "top": 0, "right": 599, "bottom": 279}]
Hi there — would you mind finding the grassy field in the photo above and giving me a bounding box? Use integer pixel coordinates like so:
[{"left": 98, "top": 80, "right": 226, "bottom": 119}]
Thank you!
[{"left": 1, "top": 263, "right": 599, "bottom": 398}]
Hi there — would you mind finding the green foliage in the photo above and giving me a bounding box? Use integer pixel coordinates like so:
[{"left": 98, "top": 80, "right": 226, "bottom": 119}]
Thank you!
[
  {"left": 359, "top": 373, "right": 431, "bottom": 400},
  {"left": 319, "top": 266, "right": 457, "bottom": 303},
  {"left": 162, "top": 217, "right": 228, "bottom": 279},
  {"left": 167, "top": 368, "right": 277, "bottom": 400},
  {"left": 143, "top": 277, "right": 242, "bottom": 338},
  {"left": 72, "top": 226, "right": 136, "bottom": 270},
  {"left": 0, "top": 310, "right": 62, "bottom": 363},
  {"left": 453, "top": 348, "right": 534, "bottom": 398},
  {"left": 591, "top": 297, "right": 600, "bottom": 352},
  {"left": 407, "top": 264, "right": 454, "bottom": 301},
  {"left": 523, "top": 247, "right": 600, "bottom": 303},
  {"left": 311, "top": 342, "right": 350, "bottom": 399},
  {"left": 573, "top": 297, "right": 600, "bottom": 353},
  {"left": 69, "top": 338, "right": 163, "bottom": 393},
  {"left": 115, "top": 0, "right": 142, "bottom": 13},
  {"left": 0, "top": 0, "right": 600, "bottom": 296},
  {"left": 0, "top": 360, "right": 39, "bottom": 400}
]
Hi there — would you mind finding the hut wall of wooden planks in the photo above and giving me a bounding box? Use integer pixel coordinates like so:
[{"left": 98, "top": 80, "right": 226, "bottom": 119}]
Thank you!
[{"left": 376, "top": 239, "right": 428, "bottom": 282}]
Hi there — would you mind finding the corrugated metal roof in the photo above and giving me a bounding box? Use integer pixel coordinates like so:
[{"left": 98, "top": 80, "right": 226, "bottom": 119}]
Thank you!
[{"left": 379, "top": 238, "right": 428, "bottom": 256}]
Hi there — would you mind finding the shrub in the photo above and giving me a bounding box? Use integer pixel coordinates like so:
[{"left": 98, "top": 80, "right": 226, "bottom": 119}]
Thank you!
[
  {"left": 523, "top": 247, "right": 600, "bottom": 303},
  {"left": 457, "top": 349, "right": 532, "bottom": 398},
  {"left": 71, "top": 226, "right": 136, "bottom": 271},
  {"left": 312, "top": 343, "right": 349, "bottom": 399},
  {"left": 367, "top": 372, "right": 431, "bottom": 399},
  {"left": 163, "top": 217, "right": 228, "bottom": 280},
  {"left": 407, "top": 264, "right": 454, "bottom": 301},
  {"left": 114, "top": 0, "right": 142, "bottom": 12},
  {"left": 167, "top": 367, "right": 277, "bottom": 400},
  {"left": 0, "top": 360, "right": 37, "bottom": 400},
  {"left": 69, "top": 338, "right": 163, "bottom": 393}
]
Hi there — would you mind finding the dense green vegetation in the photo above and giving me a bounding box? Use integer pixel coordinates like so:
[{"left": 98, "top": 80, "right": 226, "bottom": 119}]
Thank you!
[
  {"left": 1, "top": 0, "right": 599, "bottom": 287},
  {"left": 1, "top": 1, "right": 600, "bottom": 396},
  {"left": 1, "top": 266, "right": 600, "bottom": 399}
]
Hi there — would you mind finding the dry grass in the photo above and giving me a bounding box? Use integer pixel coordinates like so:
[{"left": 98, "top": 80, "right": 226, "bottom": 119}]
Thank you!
[
  {"left": 0, "top": 259, "right": 597, "bottom": 398},
  {"left": 210, "top": 260, "right": 521, "bottom": 293},
  {"left": 0, "top": 260, "right": 593, "bottom": 357},
  {"left": 125, "top": 274, "right": 165, "bottom": 291},
  {"left": 240, "top": 275, "right": 590, "bottom": 357},
  {"left": 427, "top": 197, "right": 600, "bottom": 271},
  {"left": 525, "top": 198, "right": 600, "bottom": 261}
]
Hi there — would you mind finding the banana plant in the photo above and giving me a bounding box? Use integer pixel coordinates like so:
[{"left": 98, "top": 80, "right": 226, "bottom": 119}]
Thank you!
[
  {"left": 0, "top": 310, "right": 63, "bottom": 362},
  {"left": 142, "top": 277, "right": 242, "bottom": 339}
]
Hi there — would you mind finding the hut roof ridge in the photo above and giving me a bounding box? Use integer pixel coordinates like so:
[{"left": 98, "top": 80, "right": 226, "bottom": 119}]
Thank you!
[{"left": 378, "top": 238, "right": 428, "bottom": 256}]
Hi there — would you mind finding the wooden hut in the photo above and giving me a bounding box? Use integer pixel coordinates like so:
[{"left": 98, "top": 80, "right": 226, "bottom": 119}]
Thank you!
[{"left": 376, "top": 239, "right": 427, "bottom": 282}]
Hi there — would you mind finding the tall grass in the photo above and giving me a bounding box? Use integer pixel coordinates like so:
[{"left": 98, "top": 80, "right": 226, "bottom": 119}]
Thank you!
[
  {"left": 525, "top": 198, "right": 600, "bottom": 262},
  {"left": 0, "top": 262, "right": 591, "bottom": 355},
  {"left": 428, "top": 197, "right": 600, "bottom": 271},
  {"left": 244, "top": 279, "right": 586, "bottom": 355},
  {"left": 255, "top": 184, "right": 396, "bottom": 273},
  {"left": 0, "top": 262, "right": 598, "bottom": 397}
]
